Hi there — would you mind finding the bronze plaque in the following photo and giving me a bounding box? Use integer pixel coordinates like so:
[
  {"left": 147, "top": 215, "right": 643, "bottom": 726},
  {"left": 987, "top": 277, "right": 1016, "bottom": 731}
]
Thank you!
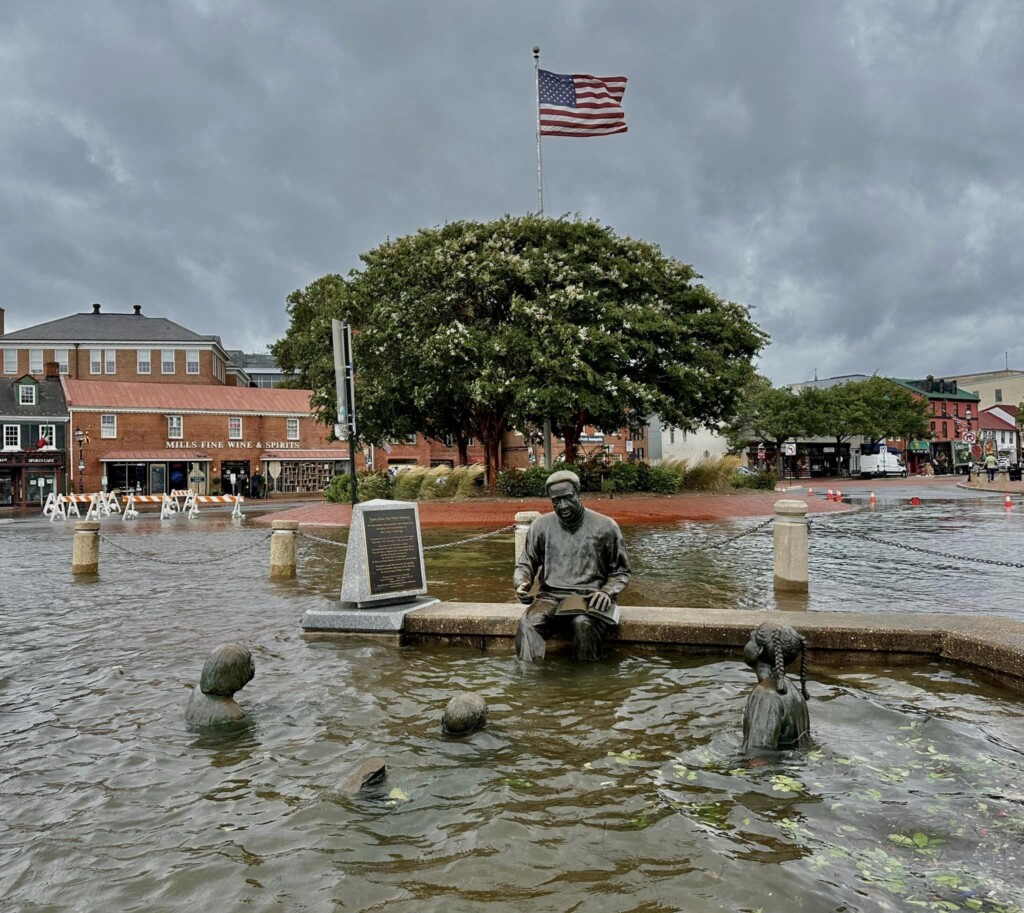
[{"left": 363, "top": 507, "right": 424, "bottom": 595}]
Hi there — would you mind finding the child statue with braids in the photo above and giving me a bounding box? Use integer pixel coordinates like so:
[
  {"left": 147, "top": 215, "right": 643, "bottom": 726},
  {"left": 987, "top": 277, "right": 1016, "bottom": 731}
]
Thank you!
[{"left": 741, "top": 621, "right": 812, "bottom": 755}]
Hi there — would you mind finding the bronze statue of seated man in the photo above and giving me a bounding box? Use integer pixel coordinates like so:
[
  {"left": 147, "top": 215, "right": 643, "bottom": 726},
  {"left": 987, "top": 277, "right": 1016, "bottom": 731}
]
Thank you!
[
  {"left": 741, "top": 621, "right": 812, "bottom": 755},
  {"left": 513, "top": 470, "right": 631, "bottom": 662}
]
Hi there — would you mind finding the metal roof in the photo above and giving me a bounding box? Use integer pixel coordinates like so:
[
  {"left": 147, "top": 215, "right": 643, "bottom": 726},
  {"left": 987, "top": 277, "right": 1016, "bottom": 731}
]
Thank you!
[{"left": 62, "top": 378, "right": 314, "bottom": 415}]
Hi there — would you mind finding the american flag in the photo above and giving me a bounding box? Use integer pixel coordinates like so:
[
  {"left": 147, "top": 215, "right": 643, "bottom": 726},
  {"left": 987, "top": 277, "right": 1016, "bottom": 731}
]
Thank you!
[{"left": 538, "top": 69, "right": 628, "bottom": 137}]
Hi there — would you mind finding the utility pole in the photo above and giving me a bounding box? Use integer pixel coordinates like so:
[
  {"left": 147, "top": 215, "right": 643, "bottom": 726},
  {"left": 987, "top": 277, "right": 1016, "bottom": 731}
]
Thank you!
[{"left": 332, "top": 319, "right": 358, "bottom": 504}]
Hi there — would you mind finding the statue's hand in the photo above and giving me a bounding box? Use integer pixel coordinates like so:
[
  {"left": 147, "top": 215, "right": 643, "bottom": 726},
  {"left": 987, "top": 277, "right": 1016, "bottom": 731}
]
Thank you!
[
  {"left": 515, "top": 582, "right": 533, "bottom": 604},
  {"left": 587, "top": 590, "right": 613, "bottom": 614}
]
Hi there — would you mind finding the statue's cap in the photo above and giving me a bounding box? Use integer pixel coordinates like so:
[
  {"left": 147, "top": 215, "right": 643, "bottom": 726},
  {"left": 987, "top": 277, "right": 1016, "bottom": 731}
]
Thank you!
[{"left": 546, "top": 469, "right": 580, "bottom": 491}]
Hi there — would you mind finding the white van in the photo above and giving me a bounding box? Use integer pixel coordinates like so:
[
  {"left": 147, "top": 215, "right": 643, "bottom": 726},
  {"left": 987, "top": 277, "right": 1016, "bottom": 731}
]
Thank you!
[{"left": 859, "top": 451, "right": 908, "bottom": 478}]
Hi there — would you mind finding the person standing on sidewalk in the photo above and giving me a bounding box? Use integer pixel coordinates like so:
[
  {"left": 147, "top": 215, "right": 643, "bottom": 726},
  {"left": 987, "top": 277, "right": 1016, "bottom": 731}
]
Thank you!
[{"left": 984, "top": 452, "right": 998, "bottom": 482}]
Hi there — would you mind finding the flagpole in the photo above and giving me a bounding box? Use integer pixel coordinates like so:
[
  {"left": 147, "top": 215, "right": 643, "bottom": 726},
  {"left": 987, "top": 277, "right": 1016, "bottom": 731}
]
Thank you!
[{"left": 533, "top": 45, "right": 544, "bottom": 216}]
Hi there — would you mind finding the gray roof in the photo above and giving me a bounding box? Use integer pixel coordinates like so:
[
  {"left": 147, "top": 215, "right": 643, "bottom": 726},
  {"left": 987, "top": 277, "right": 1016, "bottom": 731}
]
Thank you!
[
  {"left": 0, "top": 310, "right": 214, "bottom": 345},
  {"left": 788, "top": 374, "right": 871, "bottom": 391},
  {"left": 0, "top": 375, "right": 69, "bottom": 419},
  {"left": 225, "top": 350, "right": 281, "bottom": 370}
]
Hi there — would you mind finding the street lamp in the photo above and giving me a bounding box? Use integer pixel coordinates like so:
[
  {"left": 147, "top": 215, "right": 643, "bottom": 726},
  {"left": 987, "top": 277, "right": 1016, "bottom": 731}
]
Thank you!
[{"left": 74, "top": 428, "right": 85, "bottom": 494}]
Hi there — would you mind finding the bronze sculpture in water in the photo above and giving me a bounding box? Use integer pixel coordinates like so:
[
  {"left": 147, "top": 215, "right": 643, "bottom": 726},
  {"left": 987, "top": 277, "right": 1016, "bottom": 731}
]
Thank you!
[
  {"left": 513, "top": 470, "right": 631, "bottom": 661},
  {"left": 184, "top": 642, "right": 255, "bottom": 727},
  {"left": 741, "top": 621, "right": 812, "bottom": 754}
]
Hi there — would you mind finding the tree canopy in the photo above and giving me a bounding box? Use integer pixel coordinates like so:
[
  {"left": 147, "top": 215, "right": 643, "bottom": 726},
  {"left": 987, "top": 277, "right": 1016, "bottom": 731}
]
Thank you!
[{"left": 272, "top": 215, "right": 767, "bottom": 481}]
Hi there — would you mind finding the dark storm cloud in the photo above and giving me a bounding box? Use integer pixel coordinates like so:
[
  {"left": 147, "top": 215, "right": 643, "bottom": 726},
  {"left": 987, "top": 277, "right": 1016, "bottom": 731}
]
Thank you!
[{"left": 1, "top": 1, "right": 1022, "bottom": 382}]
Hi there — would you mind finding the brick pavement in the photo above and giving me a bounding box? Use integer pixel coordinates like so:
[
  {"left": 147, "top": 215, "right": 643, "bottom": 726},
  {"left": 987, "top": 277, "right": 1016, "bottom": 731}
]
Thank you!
[{"left": 254, "top": 489, "right": 854, "bottom": 528}]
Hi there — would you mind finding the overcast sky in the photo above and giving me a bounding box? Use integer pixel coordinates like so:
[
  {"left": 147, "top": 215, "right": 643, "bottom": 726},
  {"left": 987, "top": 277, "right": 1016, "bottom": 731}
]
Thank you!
[{"left": 2, "top": 1, "right": 1022, "bottom": 384}]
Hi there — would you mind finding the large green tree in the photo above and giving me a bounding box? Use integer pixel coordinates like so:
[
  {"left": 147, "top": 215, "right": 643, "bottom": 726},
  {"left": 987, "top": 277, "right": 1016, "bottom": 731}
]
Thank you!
[
  {"left": 855, "top": 377, "right": 931, "bottom": 447},
  {"left": 273, "top": 215, "right": 767, "bottom": 482}
]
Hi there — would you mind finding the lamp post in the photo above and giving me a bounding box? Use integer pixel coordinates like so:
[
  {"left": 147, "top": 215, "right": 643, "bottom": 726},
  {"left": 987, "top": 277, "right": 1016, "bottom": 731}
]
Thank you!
[{"left": 74, "top": 428, "right": 86, "bottom": 494}]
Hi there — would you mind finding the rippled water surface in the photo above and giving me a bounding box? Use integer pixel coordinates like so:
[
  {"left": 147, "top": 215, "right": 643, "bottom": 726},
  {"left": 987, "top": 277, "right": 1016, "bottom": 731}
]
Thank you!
[{"left": 2, "top": 497, "right": 1024, "bottom": 912}]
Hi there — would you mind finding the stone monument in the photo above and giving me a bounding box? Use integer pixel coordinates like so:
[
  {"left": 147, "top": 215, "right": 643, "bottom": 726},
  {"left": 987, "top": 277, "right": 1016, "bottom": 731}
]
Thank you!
[
  {"left": 301, "top": 499, "right": 439, "bottom": 633},
  {"left": 184, "top": 643, "right": 255, "bottom": 727},
  {"left": 740, "top": 621, "right": 812, "bottom": 755}
]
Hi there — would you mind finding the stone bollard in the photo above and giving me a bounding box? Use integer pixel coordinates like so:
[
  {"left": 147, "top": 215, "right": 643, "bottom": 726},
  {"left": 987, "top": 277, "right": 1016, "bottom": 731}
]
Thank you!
[
  {"left": 773, "top": 500, "right": 808, "bottom": 593},
  {"left": 270, "top": 519, "right": 299, "bottom": 578},
  {"left": 72, "top": 521, "right": 101, "bottom": 575},
  {"left": 514, "top": 511, "right": 540, "bottom": 563}
]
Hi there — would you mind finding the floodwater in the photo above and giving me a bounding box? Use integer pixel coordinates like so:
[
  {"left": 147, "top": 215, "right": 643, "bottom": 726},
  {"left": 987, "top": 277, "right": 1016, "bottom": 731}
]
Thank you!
[{"left": 2, "top": 495, "right": 1024, "bottom": 912}]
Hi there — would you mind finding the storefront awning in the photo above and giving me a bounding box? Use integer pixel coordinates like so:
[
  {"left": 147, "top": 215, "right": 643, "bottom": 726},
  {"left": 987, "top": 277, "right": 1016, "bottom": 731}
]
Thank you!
[
  {"left": 261, "top": 450, "right": 349, "bottom": 461},
  {"left": 907, "top": 441, "right": 931, "bottom": 451},
  {"left": 100, "top": 450, "right": 212, "bottom": 462}
]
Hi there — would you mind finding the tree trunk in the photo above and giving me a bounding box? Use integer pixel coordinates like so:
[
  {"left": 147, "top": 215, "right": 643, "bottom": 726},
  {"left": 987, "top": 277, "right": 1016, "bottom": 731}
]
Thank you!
[
  {"left": 457, "top": 436, "right": 469, "bottom": 466},
  {"left": 476, "top": 414, "right": 507, "bottom": 489}
]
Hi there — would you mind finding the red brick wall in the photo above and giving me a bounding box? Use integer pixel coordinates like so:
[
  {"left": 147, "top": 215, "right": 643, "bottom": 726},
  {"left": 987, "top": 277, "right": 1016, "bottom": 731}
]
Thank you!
[{"left": 2, "top": 345, "right": 226, "bottom": 384}]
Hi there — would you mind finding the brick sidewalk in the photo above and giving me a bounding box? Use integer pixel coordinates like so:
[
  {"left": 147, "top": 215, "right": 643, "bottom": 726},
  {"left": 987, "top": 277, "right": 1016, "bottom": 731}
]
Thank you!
[{"left": 254, "top": 490, "right": 852, "bottom": 528}]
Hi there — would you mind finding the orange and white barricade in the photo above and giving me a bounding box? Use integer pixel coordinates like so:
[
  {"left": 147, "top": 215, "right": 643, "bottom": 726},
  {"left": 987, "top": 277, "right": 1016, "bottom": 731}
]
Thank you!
[
  {"left": 193, "top": 494, "right": 244, "bottom": 519},
  {"left": 122, "top": 493, "right": 139, "bottom": 520}
]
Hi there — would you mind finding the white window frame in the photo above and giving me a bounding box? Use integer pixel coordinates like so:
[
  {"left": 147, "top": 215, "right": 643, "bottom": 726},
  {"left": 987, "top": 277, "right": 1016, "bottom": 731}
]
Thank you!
[
  {"left": 104, "top": 349, "right": 116, "bottom": 374},
  {"left": 137, "top": 349, "right": 151, "bottom": 374},
  {"left": 404, "top": 433, "right": 417, "bottom": 445},
  {"left": 90, "top": 349, "right": 103, "bottom": 374},
  {"left": 38, "top": 424, "right": 55, "bottom": 446},
  {"left": 228, "top": 416, "right": 242, "bottom": 440},
  {"left": 161, "top": 350, "right": 175, "bottom": 374},
  {"left": 2, "top": 349, "right": 16, "bottom": 374},
  {"left": 19, "top": 384, "right": 36, "bottom": 406},
  {"left": 29, "top": 349, "right": 43, "bottom": 373},
  {"left": 3, "top": 425, "right": 21, "bottom": 449},
  {"left": 55, "top": 349, "right": 69, "bottom": 374},
  {"left": 286, "top": 417, "right": 299, "bottom": 441},
  {"left": 101, "top": 414, "right": 117, "bottom": 439},
  {"left": 186, "top": 349, "right": 200, "bottom": 375},
  {"left": 167, "top": 415, "right": 183, "bottom": 439}
]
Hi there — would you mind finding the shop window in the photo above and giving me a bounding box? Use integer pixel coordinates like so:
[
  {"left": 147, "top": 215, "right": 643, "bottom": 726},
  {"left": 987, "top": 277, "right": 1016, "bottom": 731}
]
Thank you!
[
  {"left": 186, "top": 350, "right": 200, "bottom": 374},
  {"left": 19, "top": 384, "right": 36, "bottom": 405},
  {"left": 228, "top": 416, "right": 242, "bottom": 440},
  {"left": 56, "top": 349, "right": 69, "bottom": 374},
  {"left": 29, "top": 349, "right": 43, "bottom": 373},
  {"left": 38, "top": 425, "right": 55, "bottom": 446},
  {"left": 168, "top": 415, "right": 183, "bottom": 439},
  {"left": 3, "top": 425, "right": 20, "bottom": 450},
  {"left": 162, "top": 350, "right": 175, "bottom": 374},
  {"left": 3, "top": 349, "right": 16, "bottom": 374},
  {"left": 137, "top": 349, "right": 151, "bottom": 374},
  {"left": 91, "top": 350, "right": 103, "bottom": 374},
  {"left": 101, "top": 415, "right": 117, "bottom": 439},
  {"left": 287, "top": 418, "right": 299, "bottom": 441}
]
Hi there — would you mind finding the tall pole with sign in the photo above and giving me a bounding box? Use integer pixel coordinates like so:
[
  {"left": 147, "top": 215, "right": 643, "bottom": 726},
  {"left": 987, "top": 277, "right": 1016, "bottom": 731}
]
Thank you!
[{"left": 332, "top": 319, "right": 359, "bottom": 504}]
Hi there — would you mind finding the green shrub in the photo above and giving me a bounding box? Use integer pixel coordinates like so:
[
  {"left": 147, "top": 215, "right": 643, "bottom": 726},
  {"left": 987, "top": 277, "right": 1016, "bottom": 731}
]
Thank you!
[
  {"left": 419, "top": 466, "right": 454, "bottom": 499},
  {"left": 571, "top": 457, "right": 607, "bottom": 493},
  {"left": 732, "top": 469, "right": 778, "bottom": 490},
  {"left": 648, "top": 465, "right": 685, "bottom": 493},
  {"left": 609, "top": 460, "right": 640, "bottom": 492},
  {"left": 496, "top": 465, "right": 552, "bottom": 498},
  {"left": 324, "top": 474, "right": 357, "bottom": 503},
  {"left": 452, "top": 464, "right": 485, "bottom": 498}
]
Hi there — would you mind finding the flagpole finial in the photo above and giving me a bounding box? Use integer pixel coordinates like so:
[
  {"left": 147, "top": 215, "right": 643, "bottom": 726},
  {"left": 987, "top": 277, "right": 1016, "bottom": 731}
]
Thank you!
[{"left": 533, "top": 46, "right": 540, "bottom": 59}]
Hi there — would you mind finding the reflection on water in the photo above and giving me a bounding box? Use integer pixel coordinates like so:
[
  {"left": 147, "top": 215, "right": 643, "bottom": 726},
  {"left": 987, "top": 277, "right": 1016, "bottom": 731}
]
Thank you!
[{"left": 1, "top": 501, "right": 1024, "bottom": 911}]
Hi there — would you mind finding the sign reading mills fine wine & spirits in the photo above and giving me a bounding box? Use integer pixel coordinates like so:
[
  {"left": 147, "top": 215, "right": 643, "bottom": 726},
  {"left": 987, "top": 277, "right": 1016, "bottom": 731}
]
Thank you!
[{"left": 163, "top": 441, "right": 302, "bottom": 450}]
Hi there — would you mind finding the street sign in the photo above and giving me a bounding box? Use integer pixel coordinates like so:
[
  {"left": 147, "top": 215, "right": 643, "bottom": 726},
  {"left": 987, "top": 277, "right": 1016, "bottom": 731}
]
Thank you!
[
  {"left": 962, "top": 431, "right": 977, "bottom": 444},
  {"left": 757, "top": 445, "right": 766, "bottom": 459},
  {"left": 782, "top": 443, "right": 797, "bottom": 456}
]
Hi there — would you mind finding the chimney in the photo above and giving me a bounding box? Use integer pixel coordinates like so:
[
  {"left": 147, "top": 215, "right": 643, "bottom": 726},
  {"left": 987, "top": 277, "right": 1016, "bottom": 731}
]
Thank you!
[
  {"left": 92, "top": 303, "right": 101, "bottom": 314},
  {"left": 45, "top": 361, "right": 59, "bottom": 378},
  {"left": 133, "top": 305, "right": 142, "bottom": 315},
  {"left": 0, "top": 306, "right": 5, "bottom": 336}
]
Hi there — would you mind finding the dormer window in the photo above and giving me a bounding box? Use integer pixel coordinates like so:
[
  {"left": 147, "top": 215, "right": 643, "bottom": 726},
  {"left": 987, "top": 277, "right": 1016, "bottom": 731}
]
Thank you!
[{"left": 19, "top": 384, "right": 36, "bottom": 406}]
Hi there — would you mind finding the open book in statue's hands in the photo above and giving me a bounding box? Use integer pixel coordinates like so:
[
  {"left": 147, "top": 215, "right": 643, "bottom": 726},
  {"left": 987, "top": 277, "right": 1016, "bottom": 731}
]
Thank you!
[{"left": 552, "top": 590, "right": 621, "bottom": 626}]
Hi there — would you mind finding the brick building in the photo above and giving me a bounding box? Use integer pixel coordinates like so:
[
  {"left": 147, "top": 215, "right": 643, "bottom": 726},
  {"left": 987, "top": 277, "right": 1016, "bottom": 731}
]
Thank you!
[
  {"left": 889, "top": 377, "right": 980, "bottom": 474},
  {"left": 0, "top": 367, "right": 69, "bottom": 507}
]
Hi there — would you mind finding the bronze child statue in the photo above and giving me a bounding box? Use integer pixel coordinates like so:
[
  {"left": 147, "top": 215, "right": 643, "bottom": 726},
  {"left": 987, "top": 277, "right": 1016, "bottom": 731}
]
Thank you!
[
  {"left": 513, "top": 469, "right": 631, "bottom": 662},
  {"left": 741, "top": 621, "right": 812, "bottom": 755},
  {"left": 185, "top": 642, "right": 255, "bottom": 727}
]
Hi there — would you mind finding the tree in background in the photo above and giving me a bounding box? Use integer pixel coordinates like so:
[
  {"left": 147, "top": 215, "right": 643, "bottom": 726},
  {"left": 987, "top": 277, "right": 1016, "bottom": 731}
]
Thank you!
[
  {"left": 274, "top": 215, "right": 766, "bottom": 483},
  {"left": 854, "top": 377, "right": 931, "bottom": 448},
  {"left": 723, "top": 375, "right": 820, "bottom": 475}
]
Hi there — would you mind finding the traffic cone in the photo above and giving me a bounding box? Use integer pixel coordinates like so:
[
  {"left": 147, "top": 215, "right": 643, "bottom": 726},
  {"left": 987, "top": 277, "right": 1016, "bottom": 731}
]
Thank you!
[
  {"left": 869, "top": 490, "right": 876, "bottom": 506},
  {"left": 836, "top": 489, "right": 843, "bottom": 501},
  {"left": 807, "top": 488, "right": 813, "bottom": 497},
  {"left": 1006, "top": 493, "right": 1013, "bottom": 510},
  {"left": 827, "top": 488, "right": 834, "bottom": 501}
]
